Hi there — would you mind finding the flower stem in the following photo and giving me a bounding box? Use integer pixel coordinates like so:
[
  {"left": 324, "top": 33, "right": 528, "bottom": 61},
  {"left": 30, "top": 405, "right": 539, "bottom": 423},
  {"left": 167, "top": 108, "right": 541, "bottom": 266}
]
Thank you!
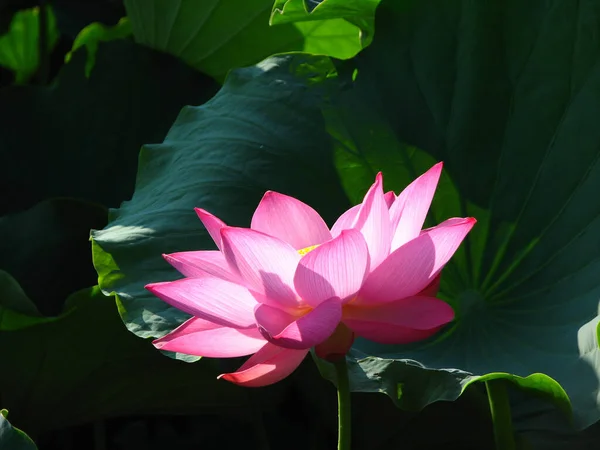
[
  {"left": 333, "top": 356, "right": 351, "bottom": 450},
  {"left": 485, "top": 380, "right": 516, "bottom": 450}
]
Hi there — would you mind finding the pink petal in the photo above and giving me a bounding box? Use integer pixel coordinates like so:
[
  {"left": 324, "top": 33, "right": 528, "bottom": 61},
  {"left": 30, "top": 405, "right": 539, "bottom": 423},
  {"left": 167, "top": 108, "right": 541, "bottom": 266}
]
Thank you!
[
  {"left": 219, "top": 343, "right": 309, "bottom": 387},
  {"left": 251, "top": 191, "right": 332, "bottom": 249},
  {"left": 343, "top": 296, "right": 454, "bottom": 344},
  {"left": 145, "top": 275, "right": 258, "bottom": 328},
  {"left": 330, "top": 204, "right": 360, "bottom": 238},
  {"left": 153, "top": 317, "right": 266, "bottom": 357},
  {"left": 389, "top": 162, "right": 443, "bottom": 251},
  {"left": 221, "top": 227, "right": 301, "bottom": 307},
  {"left": 331, "top": 187, "right": 396, "bottom": 239},
  {"left": 254, "top": 298, "right": 342, "bottom": 349},
  {"left": 294, "top": 229, "right": 369, "bottom": 307},
  {"left": 351, "top": 173, "right": 392, "bottom": 269},
  {"left": 195, "top": 208, "right": 227, "bottom": 250},
  {"left": 358, "top": 217, "right": 476, "bottom": 304},
  {"left": 163, "top": 250, "right": 238, "bottom": 282},
  {"left": 384, "top": 191, "right": 396, "bottom": 209}
]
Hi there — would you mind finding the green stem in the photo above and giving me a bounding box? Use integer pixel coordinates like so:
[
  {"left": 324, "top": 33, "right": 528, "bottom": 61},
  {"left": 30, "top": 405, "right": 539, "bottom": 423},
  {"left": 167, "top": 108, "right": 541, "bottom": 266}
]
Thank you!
[
  {"left": 333, "top": 357, "right": 351, "bottom": 450},
  {"left": 485, "top": 380, "right": 516, "bottom": 450}
]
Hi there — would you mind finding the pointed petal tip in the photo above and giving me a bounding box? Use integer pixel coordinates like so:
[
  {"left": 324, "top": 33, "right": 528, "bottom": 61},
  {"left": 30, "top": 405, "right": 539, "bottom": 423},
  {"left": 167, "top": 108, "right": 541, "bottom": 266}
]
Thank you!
[
  {"left": 383, "top": 191, "right": 396, "bottom": 208},
  {"left": 438, "top": 216, "right": 477, "bottom": 227},
  {"left": 258, "top": 191, "right": 273, "bottom": 203},
  {"left": 194, "top": 207, "right": 226, "bottom": 225},
  {"left": 144, "top": 281, "right": 165, "bottom": 292},
  {"left": 219, "top": 225, "right": 237, "bottom": 240},
  {"left": 194, "top": 208, "right": 228, "bottom": 249},
  {"left": 259, "top": 190, "right": 302, "bottom": 203},
  {"left": 460, "top": 217, "right": 477, "bottom": 228},
  {"left": 152, "top": 338, "right": 165, "bottom": 349},
  {"left": 422, "top": 161, "right": 444, "bottom": 180},
  {"left": 217, "top": 373, "right": 252, "bottom": 386},
  {"left": 217, "top": 373, "right": 240, "bottom": 385},
  {"left": 220, "top": 225, "right": 240, "bottom": 235},
  {"left": 162, "top": 253, "right": 177, "bottom": 265},
  {"left": 430, "top": 161, "right": 443, "bottom": 175},
  {"left": 257, "top": 190, "right": 300, "bottom": 206},
  {"left": 339, "top": 228, "right": 361, "bottom": 238},
  {"left": 162, "top": 252, "right": 190, "bottom": 268},
  {"left": 145, "top": 280, "right": 182, "bottom": 297}
]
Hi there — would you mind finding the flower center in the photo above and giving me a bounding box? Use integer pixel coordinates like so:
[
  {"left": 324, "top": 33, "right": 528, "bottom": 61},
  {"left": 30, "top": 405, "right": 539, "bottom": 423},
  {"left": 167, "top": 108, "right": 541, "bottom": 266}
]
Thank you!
[{"left": 297, "top": 244, "right": 319, "bottom": 256}]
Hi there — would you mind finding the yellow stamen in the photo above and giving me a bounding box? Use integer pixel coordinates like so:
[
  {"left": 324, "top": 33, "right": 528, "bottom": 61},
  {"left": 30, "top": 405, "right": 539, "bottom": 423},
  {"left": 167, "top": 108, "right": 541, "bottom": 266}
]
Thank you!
[{"left": 297, "top": 244, "right": 319, "bottom": 256}]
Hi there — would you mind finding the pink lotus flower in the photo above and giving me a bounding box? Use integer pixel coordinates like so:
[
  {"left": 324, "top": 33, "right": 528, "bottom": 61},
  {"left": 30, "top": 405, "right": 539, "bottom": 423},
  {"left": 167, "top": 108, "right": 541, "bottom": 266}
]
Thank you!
[{"left": 146, "top": 162, "right": 475, "bottom": 387}]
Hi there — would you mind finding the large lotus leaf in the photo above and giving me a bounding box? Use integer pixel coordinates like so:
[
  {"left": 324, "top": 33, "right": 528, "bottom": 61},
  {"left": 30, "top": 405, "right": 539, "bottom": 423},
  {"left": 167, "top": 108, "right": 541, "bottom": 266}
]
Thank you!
[
  {"left": 0, "top": 39, "right": 218, "bottom": 215},
  {"left": 326, "top": 0, "right": 600, "bottom": 432},
  {"left": 0, "top": 284, "right": 276, "bottom": 434},
  {"left": 123, "top": 0, "right": 361, "bottom": 82},
  {"left": 272, "top": 0, "right": 379, "bottom": 22},
  {"left": 270, "top": 0, "right": 379, "bottom": 42},
  {"left": 0, "top": 6, "right": 58, "bottom": 83},
  {"left": 315, "top": 349, "right": 570, "bottom": 428},
  {"left": 0, "top": 410, "right": 37, "bottom": 450},
  {"left": 91, "top": 55, "right": 350, "bottom": 351}
]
